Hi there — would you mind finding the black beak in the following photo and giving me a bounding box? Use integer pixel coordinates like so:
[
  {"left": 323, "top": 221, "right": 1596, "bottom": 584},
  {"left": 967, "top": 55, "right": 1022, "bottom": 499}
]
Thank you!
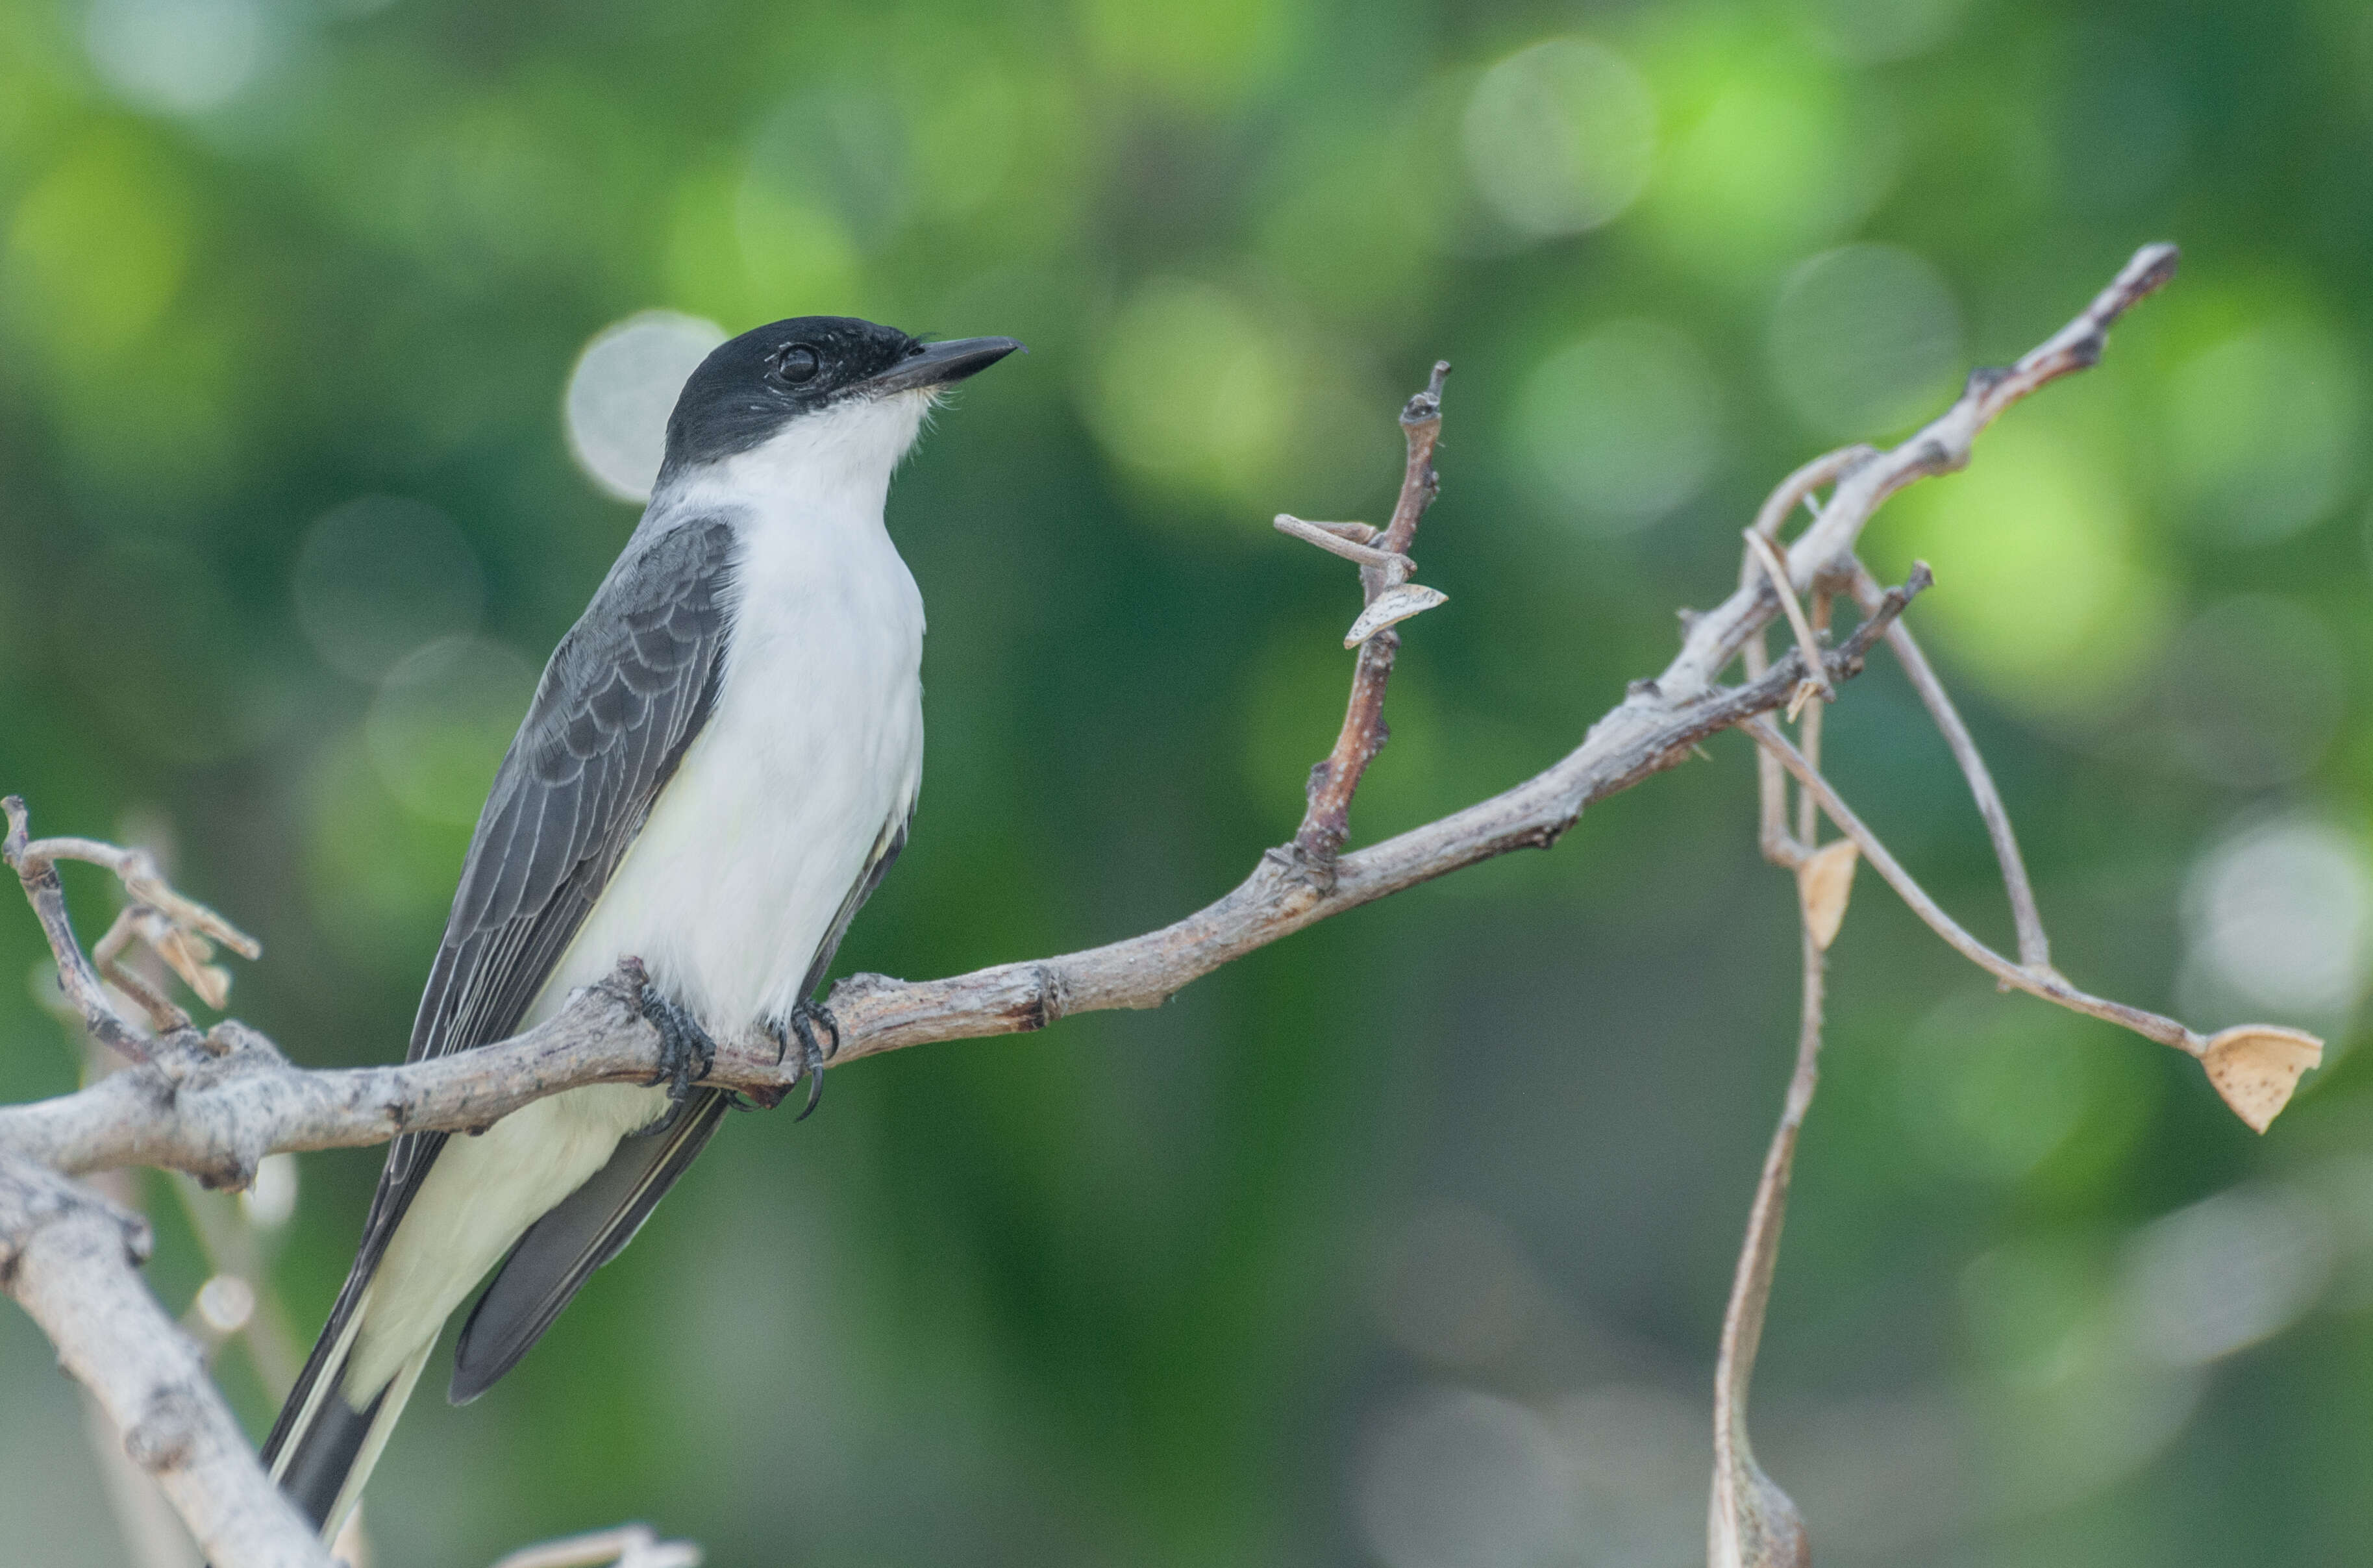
[{"left": 862, "top": 336, "right": 1025, "bottom": 396}]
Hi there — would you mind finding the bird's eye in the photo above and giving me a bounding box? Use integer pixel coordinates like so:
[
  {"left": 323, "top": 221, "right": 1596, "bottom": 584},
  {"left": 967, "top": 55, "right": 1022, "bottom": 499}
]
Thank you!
[{"left": 778, "top": 345, "right": 821, "bottom": 384}]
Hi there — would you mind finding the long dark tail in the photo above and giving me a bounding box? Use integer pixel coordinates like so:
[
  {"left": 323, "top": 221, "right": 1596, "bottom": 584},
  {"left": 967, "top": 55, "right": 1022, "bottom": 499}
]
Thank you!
[{"left": 259, "top": 1287, "right": 426, "bottom": 1538}]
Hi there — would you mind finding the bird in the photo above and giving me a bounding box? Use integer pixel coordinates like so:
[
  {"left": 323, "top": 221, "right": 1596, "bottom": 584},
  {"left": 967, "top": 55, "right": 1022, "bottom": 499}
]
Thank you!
[{"left": 260, "top": 317, "right": 1021, "bottom": 1541}]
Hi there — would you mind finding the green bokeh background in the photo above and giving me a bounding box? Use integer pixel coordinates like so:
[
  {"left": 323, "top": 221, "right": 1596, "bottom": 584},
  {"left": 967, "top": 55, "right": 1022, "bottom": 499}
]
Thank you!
[{"left": 5, "top": 1, "right": 2373, "bottom": 1563}]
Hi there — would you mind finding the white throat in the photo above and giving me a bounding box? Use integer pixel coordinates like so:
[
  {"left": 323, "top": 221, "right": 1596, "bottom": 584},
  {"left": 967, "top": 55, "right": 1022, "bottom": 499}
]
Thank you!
[{"left": 665, "top": 390, "right": 934, "bottom": 527}]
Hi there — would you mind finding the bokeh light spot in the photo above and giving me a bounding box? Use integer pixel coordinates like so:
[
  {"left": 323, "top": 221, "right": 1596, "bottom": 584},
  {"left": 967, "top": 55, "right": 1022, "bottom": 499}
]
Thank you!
[
  {"left": 1076, "top": 0, "right": 1291, "bottom": 103},
  {"left": 1793, "top": 0, "right": 1975, "bottom": 63},
  {"left": 1875, "top": 421, "right": 2173, "bottom": 715},
  {"left": 2165, "top": 321, "right": 2361, "bottom": 545},
  {"left": 1356, "top": 1387, "right": 1572, "bottom": 1568},
  {"left": 2126, "top": 1185, "right": 2332, "bottom": 1365},
  {"left": 1648, "top": 55, "right": 1900, "bottom": 284},
  {"left": 1551, "top": 1386, "right": 1708, "bottom": 1555},
  {"left": 4, "top": 132, "right": 192, "bottom": 363},
  {"left": 1516, "top": 319, "right": 1720, "bottom": 532},
  {"left": 84, "top": 0, "right": 266, "bottom": 115},
  {"left": 1461, "top": 38, "right": 1656, "bottom": 240},
  {"left": 748, "top": 92, "right": 913, "bottom": 254},
  {"left": 2182, "top": 816, "right": 2373, "bottom": 1024},
  {"left": 1960, "top": 1239, "right": 2206, "bottom": 1511},
  {"left": 1769, "top": 243, "right": 1963, "bottom": 438},
  {"left": 365, "top": 636, "right": 539, "bottom": 825},
  {"left": 1086, "top": 277, "right": 1290, "bottom": 508},
  {"left": 2158, "top": 596, "right": 2343, "bottom": 789},
  {"left": 293, "top": 496, "right": 486, "bottom": 682},
  {"left": 1899, "top": 995, "right": 2145, "bottom": 1187},
  {"left": 565, "top": 311, "right": 728, "bottom": 503}
]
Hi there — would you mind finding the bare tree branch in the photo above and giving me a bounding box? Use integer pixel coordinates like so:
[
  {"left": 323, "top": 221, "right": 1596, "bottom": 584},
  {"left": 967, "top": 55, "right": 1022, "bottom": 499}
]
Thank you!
[
  {"left": 8, "top": 242, "right": 2302, "bottom": 1568},
  {"left": 0, "top": 583, "right": 1921, "bottom": 1191},
  {"left": 1661, "top": 241, "right": 2180, "bottom": 704},
  {"left": 0, "top": 1154, "right": 332, "bottom": 1568}
]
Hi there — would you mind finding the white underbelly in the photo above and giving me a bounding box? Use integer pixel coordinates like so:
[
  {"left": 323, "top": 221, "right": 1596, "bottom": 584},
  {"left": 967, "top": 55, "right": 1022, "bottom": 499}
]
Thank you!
[{"left": 346, "top": 1079, "right": 658, "bottom": 1394}]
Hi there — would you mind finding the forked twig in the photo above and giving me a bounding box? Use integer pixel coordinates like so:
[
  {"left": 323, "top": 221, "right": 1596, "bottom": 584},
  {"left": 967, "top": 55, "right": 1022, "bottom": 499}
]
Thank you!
[
  {"left": 1293, "top": 360, "right": 1450, "bottom": 873},
  {"left": 1743, "top": 445, "right": 1872, "bottom": 564},
  {"left": 1848, "top": 564, "right": 2050, "bottom": 969},
  {"left": 1742, "top": 530, "right": 1833, "bottom": 714},
  {"left": 1741, "top": 717, "right": 2200, "bottom": 1053},
  {"left": 3, "top": 797, "right": 260, "bottom": 1061}
]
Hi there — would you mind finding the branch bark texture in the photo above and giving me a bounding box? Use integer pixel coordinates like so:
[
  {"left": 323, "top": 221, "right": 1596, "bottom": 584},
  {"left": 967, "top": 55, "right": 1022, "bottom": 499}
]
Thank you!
[{"left": 0, "top": 1156, "right": 331, "bottom": 1567}]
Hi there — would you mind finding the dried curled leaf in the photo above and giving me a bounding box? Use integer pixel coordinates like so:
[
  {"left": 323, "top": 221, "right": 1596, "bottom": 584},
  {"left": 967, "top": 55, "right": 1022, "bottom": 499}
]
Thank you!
[
  {"left": 2202, "top": 1025, "right": 2324, "bottom": 1133},
  {"left": 123, "top": 864, "right": 261, "bottom": 960},
  {"left": 1345, "top": 583, "right": 1447, "bottom": 648},
  {"left": 155, "top": 925, "right": 233, "bottom": 1009},
  {"left": 1794, "top": 840, "right": 1858, "bottom": 951}
]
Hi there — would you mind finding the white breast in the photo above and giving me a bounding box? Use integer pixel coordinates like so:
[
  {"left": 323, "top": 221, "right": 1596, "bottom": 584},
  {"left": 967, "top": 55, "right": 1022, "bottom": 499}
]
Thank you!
[{"left": 535, "top": 396, "right": 930, "bottom": 1040}]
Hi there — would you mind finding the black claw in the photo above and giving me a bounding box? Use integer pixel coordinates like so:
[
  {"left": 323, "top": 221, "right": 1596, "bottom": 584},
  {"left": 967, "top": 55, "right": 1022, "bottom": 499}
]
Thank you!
[
  {"left": 782, "top": 999, "right": 839, "bottom": 1122},
  {"left": 639, "top": 984, "right": 716, "bottom": 1108}
]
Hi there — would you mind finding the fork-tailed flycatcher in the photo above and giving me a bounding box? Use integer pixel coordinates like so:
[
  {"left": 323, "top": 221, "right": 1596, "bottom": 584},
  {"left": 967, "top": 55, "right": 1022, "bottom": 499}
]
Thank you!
[{"left": 262, "top": 317, "right": 1021, "bottom": 1540}]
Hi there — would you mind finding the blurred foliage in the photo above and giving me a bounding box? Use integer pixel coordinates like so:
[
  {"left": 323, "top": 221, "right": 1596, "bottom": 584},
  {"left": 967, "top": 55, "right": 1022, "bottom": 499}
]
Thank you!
[{"left": 3, "top": 0, "right": 2372, "bottom": 1564}]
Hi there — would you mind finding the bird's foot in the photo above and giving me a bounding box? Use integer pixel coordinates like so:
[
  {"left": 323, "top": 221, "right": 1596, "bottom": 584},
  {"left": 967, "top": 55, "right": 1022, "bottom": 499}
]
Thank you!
[
  {"left": 639, "top": 985, "right": 716, "bottom": 1107},
  {"left": 764, "top": 999, "right": 841, "bottom": 1123}
]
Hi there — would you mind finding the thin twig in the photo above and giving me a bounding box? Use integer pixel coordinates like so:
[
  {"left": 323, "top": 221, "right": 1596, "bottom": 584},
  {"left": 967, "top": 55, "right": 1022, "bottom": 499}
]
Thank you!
[
  {"left": 1708, "top": 921, "right": 1821, "bottom": 1568},
  {"left": 1293, "top": 361, "right": 1449, "bottom": 873},
  {"left": 95, "top": 908, "right": 195, "bottom": 1034},
  {"left": 1273, "top": 514, "right": 1413, "bottom": 575},
  {"left": 1848, "top": 564, "right": 2050, "bottom": 970},
  {"left": 1794, "top": 591, "right": 1828, "bottom": 840},
  {"left": 19, "top": 827, "right": 258, "bottom": 958},
  {"left": 1740, "top": 716, "right": 2202, "bottom": 1054},
  {"left": 1742, "top": 530, "right": 1833, "bottom": 714},
  {"left": 1741, "top": 633, "right": 1798, "bottom": 867},
  {"left": 6, "top": 798, "right": 164, "bottom": 1061},
  {"left": 4, "top": 797, "right": 262, "bottom": 1064},
  {"left": 1743, "top": 446, "right": 1874, "bottom": 570}
]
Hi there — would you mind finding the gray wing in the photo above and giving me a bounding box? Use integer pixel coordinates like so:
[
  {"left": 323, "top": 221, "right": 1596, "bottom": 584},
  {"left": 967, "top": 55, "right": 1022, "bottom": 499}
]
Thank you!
[{"left": 265, "top": 512, "right": 738, "bottom": 1463}]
